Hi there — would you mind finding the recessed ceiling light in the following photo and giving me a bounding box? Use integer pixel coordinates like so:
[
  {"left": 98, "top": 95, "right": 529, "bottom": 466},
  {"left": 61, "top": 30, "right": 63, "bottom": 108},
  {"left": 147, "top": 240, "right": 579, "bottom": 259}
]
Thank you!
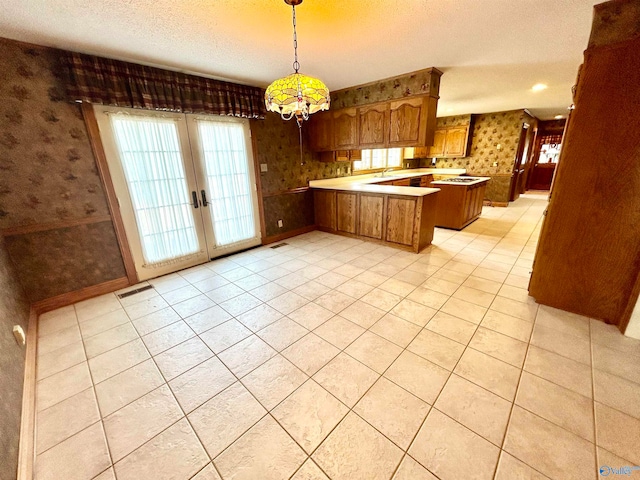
[
  {"left": 554, "top": 115, "right": 563, "bottom": 119},
  {"left": 531, "top": 83, "right": 548, "bottom": 92}
]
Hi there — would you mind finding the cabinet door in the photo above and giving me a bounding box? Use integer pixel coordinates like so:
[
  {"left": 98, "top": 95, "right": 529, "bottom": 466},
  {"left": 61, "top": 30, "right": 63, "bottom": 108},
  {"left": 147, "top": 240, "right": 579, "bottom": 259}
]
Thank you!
[
  {"left": 386, "top": 197, "right": 416, "bottom": 246},
  {"left": 336, "top": 192, "right": 358, "bottom": 234},
  {"left": 414, "top": 147, "right": 430, "bottom": 158},
  {"left": 392, "top": 178, "right": 411, "bottom": 186},
  {"left": 333, "top": 108, "right": 358, "bottom": 150},
  {"left": 359, "top": 194, "right": 384, "bottom": 239},
  {"left": 314, "top": 190, "right": 336, "bottom": 230},
  {"left": 309, "top": 112, "right": 333, "bottom": 151},
  {"left": 420, "top": 174, "right": 434, "bottom": 187},
  {"left": 358, "top": 104, "right": 388, "bottom": 147},
  {"left": 389, "top": 97, "right": 424, "bottom": 146},
  {"left": 318, "top": 151, "right": 335, "bottom": 162},
  {"left": 444, "top": 126, "right": 469, "bottom": 157},
  {"left": 428, "top": 128, "right": 447, "bottom": 157}
]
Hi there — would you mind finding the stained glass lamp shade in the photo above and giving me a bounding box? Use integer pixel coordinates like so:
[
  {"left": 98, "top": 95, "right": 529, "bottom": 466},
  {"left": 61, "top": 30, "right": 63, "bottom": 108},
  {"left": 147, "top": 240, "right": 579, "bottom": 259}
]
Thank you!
[{"left": 264, "top": 0, "right": 330, "bottom": 125}]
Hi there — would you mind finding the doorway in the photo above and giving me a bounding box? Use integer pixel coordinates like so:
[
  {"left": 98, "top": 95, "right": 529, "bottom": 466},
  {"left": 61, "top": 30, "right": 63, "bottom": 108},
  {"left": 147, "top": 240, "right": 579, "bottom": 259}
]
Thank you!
[
  {"left": 94, "top": 105, "right": 261, "bottom": 281},
  {"left": 527, "top": 120, "right": 566, "bottom": 191},
  {"left": 509, "top": 123, "right": 533, "bottom": 202}
]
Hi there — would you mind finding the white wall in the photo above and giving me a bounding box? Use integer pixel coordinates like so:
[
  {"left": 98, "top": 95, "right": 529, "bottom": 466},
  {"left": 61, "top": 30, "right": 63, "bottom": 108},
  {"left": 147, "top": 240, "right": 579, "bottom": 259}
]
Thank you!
[{"left": 625, "top": 295, "right": 640, "bottom": 340}]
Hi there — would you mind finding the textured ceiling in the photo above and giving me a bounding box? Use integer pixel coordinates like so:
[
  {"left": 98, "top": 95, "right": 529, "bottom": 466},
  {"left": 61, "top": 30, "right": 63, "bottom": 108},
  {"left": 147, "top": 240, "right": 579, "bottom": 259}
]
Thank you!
[{"left": 0, "top": 0, "right": 599, "bottom": 120}]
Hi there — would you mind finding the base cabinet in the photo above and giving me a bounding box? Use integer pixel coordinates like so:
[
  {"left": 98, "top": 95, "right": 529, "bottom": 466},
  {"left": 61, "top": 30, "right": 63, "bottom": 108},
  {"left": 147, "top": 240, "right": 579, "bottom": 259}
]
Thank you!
[
  {"left": 386, "top": 198, "right": 416, "bottom": 246},
  {"left": 313, "top": 189, "right": 439, "bottom": 252},
  {"left": 314, "top": 190, "right": 336, "bottom": 230},
  {"left": 359, "top": 195, "right": 384, "bottom": 239},
  {"left": 434, "top": 181, "right": 488, "bottom": 230},
  {"left": 336, "top": 192, "right": 358, "bottom": 234}
]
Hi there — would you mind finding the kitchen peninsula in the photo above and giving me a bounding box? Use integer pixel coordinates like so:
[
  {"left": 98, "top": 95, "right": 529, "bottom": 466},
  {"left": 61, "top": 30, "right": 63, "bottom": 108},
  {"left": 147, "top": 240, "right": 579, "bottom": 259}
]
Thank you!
[{"left": 310, "top": 169, "right": 465, "bottom": 252}]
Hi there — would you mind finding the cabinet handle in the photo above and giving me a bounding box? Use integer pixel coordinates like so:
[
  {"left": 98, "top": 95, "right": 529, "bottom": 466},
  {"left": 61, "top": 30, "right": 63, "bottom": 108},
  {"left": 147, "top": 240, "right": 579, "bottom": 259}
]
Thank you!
[
  {"left": 201, "top": 190, "right": 209, "bottom": 207},
  {"left": 191, "top": 191, "right": 199, "bottom": 209}
]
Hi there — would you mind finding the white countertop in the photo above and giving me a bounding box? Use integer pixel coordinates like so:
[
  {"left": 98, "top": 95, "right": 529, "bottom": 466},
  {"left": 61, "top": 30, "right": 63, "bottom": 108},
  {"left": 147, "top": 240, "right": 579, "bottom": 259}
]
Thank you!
[
  {"left": 431, "top": 176, "right": 491, "bottom": 186},
  {"left": 309, "top": 168, "right": 466, "bottom": 197}
]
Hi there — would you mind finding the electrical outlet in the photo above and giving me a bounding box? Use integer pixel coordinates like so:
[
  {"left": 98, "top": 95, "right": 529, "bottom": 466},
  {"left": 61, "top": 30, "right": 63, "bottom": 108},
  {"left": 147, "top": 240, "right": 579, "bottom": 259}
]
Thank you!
[
  {"left": 492, "top": 161, "right": 498, "bottom": 167},
  {"left": 277, "top": 219, "right": 283, "bottom": 228},
  {"left": 260, "top": 163, "right": 268, "bottom": 173}
]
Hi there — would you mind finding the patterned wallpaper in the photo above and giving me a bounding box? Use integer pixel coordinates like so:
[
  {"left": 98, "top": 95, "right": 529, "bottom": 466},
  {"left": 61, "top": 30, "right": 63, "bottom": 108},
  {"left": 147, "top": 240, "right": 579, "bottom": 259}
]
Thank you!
[
  {"left": 5, "top": 222, "right": 126, "bottom": 301},
  {"left": 416, "top": 110, "right": 536, "bottom": 203},
  {"left": 250, "top": 115, "right": 350, "bottom": 237},
  {"left": 251, "top": 115, "right": 349, "bottom": 195},
  {"left": 330, "top": 68, "right": 441, "bottom": 110},
  {"left": 0, "top": 37, "right": 126, "bottom": 301},
  {"left": 0, "top": 38, "right": 111, "bottom": 227},
  {"left": 0, "top": 238, "right": 29, "bottom": 480}
]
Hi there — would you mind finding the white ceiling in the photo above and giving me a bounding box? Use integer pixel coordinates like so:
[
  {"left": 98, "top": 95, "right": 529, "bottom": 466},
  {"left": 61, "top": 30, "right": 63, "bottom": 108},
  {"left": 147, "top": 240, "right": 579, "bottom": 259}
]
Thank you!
[{"left": 0, "top": 0, "right": 599, "bottom": 120}]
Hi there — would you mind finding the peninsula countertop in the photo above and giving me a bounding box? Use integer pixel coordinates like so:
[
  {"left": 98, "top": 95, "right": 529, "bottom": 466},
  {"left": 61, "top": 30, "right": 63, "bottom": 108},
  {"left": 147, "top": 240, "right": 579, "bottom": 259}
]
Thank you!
[{"left": 309, "top": 168, "right": 466, "bottom": 197}]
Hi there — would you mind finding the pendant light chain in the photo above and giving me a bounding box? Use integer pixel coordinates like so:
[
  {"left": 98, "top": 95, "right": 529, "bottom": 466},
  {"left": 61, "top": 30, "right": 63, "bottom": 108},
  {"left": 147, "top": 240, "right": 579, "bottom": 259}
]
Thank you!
[{"left": 292, "top": 4, "right": 300, "bottom": 73}]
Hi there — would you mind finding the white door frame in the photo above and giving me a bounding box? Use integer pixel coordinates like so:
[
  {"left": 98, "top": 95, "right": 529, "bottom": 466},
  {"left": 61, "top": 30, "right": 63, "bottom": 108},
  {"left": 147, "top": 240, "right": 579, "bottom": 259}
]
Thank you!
[
  {"left": 186, "top": 115, "right": 262, "bottom": 259},
  {"left": 94, "top": 105, "right": 210, "bottom": 281}
]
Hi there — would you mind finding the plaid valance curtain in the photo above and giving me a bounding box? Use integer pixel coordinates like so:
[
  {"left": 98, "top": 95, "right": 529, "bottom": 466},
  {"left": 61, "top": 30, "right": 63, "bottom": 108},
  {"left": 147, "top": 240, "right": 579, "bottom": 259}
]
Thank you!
[{"left": 63, "top": 52, "right": 266, "bottom": 119}]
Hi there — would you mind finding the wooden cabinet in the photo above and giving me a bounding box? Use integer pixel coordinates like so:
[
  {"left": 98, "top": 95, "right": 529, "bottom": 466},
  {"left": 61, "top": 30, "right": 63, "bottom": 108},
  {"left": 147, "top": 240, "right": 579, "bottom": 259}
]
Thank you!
[
  {"left": 389, "top": 97, "right": 425, "bottom": 147},
  {"left": 308, "top": 93, "right": 439, "bottom": 151},
  {"left": 386, "top": 197, "right": 416, "bottom": 245},
  {"left": 319, "top": 150, "right": 357, "bottom": 163},
  {"left": 313, "top": 190, "right": 336, "bottom": 230},
  {"left": 433, "top": 180, "right": 488, "bottom": 230},
  {"left": 445, "top": 126, "right": 469, "bottom": 156},
  {"left": 428, "top": 125, "right": 471, "bottom": 158},
  {"left": 309, "top": 111, "right": 333, "bottom": 151},
  {"left": 313, "top": 188, "right": 440, "bottom": 253},
  {"left": 391, "top": 178, "right": 411, "bottom": 186},
  {"left": 358, "top": 104, "right": 388, "bottom": 148},
  {"left": 359, "top": 194, "right": 384, "bottom": 239},
  {"left": 333, "top": 108, "right": 358, "bottom": 150},
  {"left": 336, "top": 192, "right": 358, "bottom": 234},
  {"left": 420, "top": 174, "right": 434, "bottom": 187}
]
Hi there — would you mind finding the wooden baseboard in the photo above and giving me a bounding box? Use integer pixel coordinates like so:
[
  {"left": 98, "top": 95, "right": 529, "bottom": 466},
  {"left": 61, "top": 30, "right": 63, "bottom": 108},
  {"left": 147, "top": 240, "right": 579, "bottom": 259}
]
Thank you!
[
  {"left": 263, "top": 225, "right": 317, "bottom": 245},
  {"left": 32, "top": 277, "right": 130, "bottom": 315},
  {"left": 17, "top": 308, "right": 37, "bottom": 480},
  {"left": 490, "top": 201, "right": 509, "bottom": 207}
]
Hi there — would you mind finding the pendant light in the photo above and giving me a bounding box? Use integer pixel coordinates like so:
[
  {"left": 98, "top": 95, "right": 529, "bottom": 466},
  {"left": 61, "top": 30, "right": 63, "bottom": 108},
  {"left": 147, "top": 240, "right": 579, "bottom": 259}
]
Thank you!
[{"left": 265, "top": 0, "right": 330, "bottom": 128}]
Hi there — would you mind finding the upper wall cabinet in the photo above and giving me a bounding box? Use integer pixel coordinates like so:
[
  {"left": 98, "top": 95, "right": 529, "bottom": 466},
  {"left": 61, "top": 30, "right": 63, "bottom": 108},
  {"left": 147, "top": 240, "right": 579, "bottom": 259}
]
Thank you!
[
  {"left": 308, "top": 111, "right": 333, "bottom": 151},
  {"left": 333, "top": 108, "right": 359, "bottom": 150},
  {"left": 358, "top": 104, "right": 388, "bottom": 148},
  {"left": 389, "top": 97, "right": 425, "bottom": 146},
  {"left": 428, "top": 124, "right": 471, "bottom": 158},
  {"left": 307, "top": 85, "right": 441, "bottom": 152}
]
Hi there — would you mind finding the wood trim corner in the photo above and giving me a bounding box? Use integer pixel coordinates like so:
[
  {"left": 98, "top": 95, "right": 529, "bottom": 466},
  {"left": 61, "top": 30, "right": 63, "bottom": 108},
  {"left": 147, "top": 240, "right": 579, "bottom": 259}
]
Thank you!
[
  {"left": 81, "top": 103, "right": 138, "bottom": 285},
  {"left": 32, "top": 277, "right": 129, "bottom": 315},
  {"left": 262, "top": 224, "right": 317, "bottom": 245},
  {"left": 17, "top": 308, "right": 37, "bottom": 480},
  {"left": 249, "top": 122, "right": 267, "bottom": 244}
]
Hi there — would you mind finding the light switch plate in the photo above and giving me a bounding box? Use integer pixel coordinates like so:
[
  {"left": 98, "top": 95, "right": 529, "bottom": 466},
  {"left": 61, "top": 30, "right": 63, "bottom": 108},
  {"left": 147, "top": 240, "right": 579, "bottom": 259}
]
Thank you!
[
  {"left": 277, "top": 219, "right": 283, "bottom": 228},
  {"left": 260, "top": 163, "right": 268, "bottom": 173},
  {"left": 13, "top": 325, "right": 26, "bottom": 346}
]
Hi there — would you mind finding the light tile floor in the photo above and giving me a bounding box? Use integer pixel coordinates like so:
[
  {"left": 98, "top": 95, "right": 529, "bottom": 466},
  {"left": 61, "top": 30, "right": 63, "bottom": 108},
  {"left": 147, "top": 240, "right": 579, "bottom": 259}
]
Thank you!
[{"left": 34, "top": 193, "right": 640, "bottom": 480}]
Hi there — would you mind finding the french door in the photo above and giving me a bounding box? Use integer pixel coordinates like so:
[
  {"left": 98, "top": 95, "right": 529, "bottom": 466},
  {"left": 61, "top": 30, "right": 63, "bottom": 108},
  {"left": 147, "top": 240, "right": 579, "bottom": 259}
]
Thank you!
[{"left": 94, "top": 105, "right": 261, "bottom": 281}]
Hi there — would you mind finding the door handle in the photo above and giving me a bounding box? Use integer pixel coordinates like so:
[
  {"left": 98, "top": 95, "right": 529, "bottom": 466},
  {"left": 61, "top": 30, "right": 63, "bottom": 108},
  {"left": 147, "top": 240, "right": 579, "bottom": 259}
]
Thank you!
[
  {"left": 201, "top": 190, "right": 209, "bottom": 207},
  {"left": 191, "top": 191, "right": 199, "bottom": 209}
]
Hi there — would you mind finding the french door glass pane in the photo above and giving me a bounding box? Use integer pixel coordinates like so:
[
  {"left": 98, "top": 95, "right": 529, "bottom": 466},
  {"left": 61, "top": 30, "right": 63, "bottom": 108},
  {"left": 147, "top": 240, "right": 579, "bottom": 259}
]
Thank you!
[
  {"left": 196, "top": 120, "right": 256, "bottom": 246},
  {"left": 111, "top": 115, "right": 200, "bottom": 265}
]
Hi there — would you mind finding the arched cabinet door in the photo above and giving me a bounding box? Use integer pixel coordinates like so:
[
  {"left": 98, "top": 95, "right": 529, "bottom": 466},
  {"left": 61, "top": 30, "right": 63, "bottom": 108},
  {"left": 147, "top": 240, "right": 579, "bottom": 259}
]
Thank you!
[
  {"left": 388, "top": 97, "right": 426, "bottom": 147},
  {"left": 358, "top": 103, "right": 389, "bottom": 148},
  {"left": 332, "top": 108, "right": 359, "bottom": 150}
]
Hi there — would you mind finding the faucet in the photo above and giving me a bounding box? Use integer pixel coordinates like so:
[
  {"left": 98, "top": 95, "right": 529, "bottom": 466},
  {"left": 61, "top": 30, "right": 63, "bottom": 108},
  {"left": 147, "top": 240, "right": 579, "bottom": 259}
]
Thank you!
[{"left": 381, "top": 168, "right": 393, "bottom": 177}]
